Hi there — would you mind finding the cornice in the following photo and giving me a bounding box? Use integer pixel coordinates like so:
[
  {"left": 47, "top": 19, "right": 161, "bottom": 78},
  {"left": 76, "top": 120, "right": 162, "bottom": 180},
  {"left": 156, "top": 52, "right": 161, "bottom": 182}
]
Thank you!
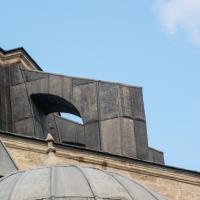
[
  {"left": 0, "top": 47, "right": 42, "bottom": 71},
  {"left": 1, "top": 135, "right": 200, "bottom": 187}
]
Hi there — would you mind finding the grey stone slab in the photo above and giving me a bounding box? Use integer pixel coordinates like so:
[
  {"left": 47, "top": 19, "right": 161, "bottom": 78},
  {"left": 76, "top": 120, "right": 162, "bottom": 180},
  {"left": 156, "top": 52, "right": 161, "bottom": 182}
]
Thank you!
[
  {"left": 148, "top": 148, "right": 165, "bottom": 164},
  {"left": 134, "top": 120, "right": 149, "bottom": 160},
  {"left": 27, "top": 78, "right": 48, "bottom": 94},
  {"left": 76, "top": 125, "right": 85, "bottom": 146},
  {"left": 99, "top": 82, "right": 120, "bottom": 120},
  {"left": 62, "top": 77, "right": 72, "bottom": 101},
  {"left": 0, "top": 139, "right": 18, "bottom": 176},
  {"left": 0, "top": 67, "right": 10, "bottom": 86},
  {"left": 73, "top": 78, "right": 94, "bottom": 87},
  {"left": 84, "top": 122, "right": 100, "bottom": 150},
  {"left": 100, "top": 118, "right": 121, "bottom": 155},
  {"left": 0, "top": 86, "right": 12, "bottom": 125},
  {"left": 23, "top": 70, "right": 48, "bottom": 82},
  {"left": 120, "top": 118, "right": 137, "bottom": 158},
  {"left": 14, "top": 117, "right": 34, "bottom": 136},
  {"left": 49, "top": 75, "right": 62, "bottom": 96},
  {"left": 130, "top": 87, "right": 146, "bottom": 121},
  {"left": 56, "top": 116, "right": 85, "bottom": 146},
  {"left": 1, "top": 122, "right": 12, "bottom": 132},
  {"left": 45, "top": 114, "right": 60, "bottom": 142},
  {"left": 11, "top": 84, "right": 32, "bottom": 121},
  {"left": 10, "top": 65, "right": 24, "bottom": 85},
  {"left": 119, "top": 86, "right": 133, "bottom": 119},
  {"left": 34, "top": 118, "right": 45, "bottom": 139},
  {"left": 73, "top": 82, "right": 98, "bottom": 123}
]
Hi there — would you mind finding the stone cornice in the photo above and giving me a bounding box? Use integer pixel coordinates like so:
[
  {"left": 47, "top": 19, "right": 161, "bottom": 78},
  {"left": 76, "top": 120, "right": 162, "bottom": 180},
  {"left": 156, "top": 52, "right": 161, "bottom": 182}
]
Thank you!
[
  {"left": 1, "top": 134, "right": 200, "bottom": 187},
  {"left": 0, "top": 47, "right": 42, "bottom": 71}
]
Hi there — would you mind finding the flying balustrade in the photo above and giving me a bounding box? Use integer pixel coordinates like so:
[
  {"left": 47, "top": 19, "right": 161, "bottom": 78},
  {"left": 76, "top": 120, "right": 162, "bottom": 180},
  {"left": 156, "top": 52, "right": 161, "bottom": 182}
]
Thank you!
[{"left": 0, "top": 47, "right": 164, "bottom": 164}]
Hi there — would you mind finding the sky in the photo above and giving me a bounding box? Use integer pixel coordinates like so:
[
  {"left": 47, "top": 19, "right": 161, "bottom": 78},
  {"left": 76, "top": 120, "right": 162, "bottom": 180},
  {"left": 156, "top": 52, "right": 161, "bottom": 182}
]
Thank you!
[{"left": 1, "top": 0, "right": 200, "bottom": 172}]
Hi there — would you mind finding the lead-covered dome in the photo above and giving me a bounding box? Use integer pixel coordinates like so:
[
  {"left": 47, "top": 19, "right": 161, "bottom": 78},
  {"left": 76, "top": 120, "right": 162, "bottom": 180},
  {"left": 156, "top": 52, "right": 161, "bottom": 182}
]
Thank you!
[{"left": 0, "top": 165, "right": 166, "bottom": 200}]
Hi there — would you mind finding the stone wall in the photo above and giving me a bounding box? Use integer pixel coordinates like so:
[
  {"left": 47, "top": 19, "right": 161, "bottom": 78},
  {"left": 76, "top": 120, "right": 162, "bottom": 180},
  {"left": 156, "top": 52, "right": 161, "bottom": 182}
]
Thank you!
[
  {"left": 1, "top": 134, "right": 199, "bottom": 200},
  {"left": 0, "top": 47, "right": 164, "bottom": 163}
]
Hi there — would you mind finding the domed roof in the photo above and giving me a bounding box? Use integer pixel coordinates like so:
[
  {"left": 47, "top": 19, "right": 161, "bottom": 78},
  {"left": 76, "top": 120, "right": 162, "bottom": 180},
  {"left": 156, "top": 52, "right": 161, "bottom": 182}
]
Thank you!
[{"left": 0, "top": 165, "right": 167, "bottom": 200}]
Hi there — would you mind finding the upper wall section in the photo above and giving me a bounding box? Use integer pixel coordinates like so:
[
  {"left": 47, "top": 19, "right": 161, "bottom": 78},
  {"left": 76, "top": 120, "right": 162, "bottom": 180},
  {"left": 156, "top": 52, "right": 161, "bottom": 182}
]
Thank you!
[{"left": 0, "top": 47, "right": 164, "bottom": 164}]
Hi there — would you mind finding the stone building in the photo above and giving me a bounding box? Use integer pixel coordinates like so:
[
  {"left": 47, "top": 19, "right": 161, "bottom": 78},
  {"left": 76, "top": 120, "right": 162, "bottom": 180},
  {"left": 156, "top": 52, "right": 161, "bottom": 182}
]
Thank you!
[{"left": 0, "top": 47, "right": 199, "bottom": 199}]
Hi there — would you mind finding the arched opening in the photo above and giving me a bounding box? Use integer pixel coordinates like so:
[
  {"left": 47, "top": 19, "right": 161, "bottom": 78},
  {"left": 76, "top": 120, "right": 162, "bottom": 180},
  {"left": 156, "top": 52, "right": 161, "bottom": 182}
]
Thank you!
[
  {"left": 31, "top": 93, "right": 85, "bottom": 147},
  {"left": 31, "top": 93, "right": 81, "bottom": 116}
]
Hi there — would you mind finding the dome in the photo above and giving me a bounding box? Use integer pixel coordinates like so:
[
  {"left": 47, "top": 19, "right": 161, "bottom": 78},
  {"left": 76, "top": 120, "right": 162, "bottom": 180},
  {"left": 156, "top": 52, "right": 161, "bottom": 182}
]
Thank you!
[{"left": 0, "top": 165, "right": 167, "bottom": 200}]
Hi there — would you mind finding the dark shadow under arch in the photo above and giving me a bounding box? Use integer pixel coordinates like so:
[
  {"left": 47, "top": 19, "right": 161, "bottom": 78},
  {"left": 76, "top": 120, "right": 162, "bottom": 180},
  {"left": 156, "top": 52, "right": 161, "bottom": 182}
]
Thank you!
[{"left": 31, "top": 93, "right": 81, "bottom": 117}]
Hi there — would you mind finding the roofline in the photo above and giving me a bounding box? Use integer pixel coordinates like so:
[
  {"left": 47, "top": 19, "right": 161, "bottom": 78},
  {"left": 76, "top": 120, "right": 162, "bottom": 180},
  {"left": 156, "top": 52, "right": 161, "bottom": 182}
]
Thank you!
[
  {"left": 0, "top": 47, "right": 43, "bottom": 71},
  {"left": 0, "top": 130, "right": 199, "bottom": 177}
]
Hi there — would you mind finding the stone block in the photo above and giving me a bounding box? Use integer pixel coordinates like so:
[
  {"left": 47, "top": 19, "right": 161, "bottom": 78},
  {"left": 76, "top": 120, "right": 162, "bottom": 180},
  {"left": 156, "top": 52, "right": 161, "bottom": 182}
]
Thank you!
[
  {"left": 0, "top": 85, "right": 12, "bottom": 125},
  {"left": 49, "top": 75, "right": 62, "bottom": 96},
  {"left": 99, "top": 82, "right": 120, "bottom": 120},
  {"left": 56, "top": 116, "right": 84, "bottom": 146},
  {"left": 119, "top": 86, "right": 133, "bottom": 119},
  {"left": 148, "top": 147, "right": 165, "bottom": 164},
  {"left": 11, "top": 84, "right": 32, "bottom": 121},
  {"left": 72, "top": 78, "right": 94, "bottom": 87},
  {"left": 62, "top": 77, "right": 72, "bottom": 101},
  {"left": 100, "top": 118, "right": 121, "bottom": 155},
  {"left": 34, "top": 119, "right": 45, "bottom": 139},
  {"left": 73, "top": 82, "right": 98, "bottom": 123},
  {"left": 120, "top": 118, "right": 136, "bottom": 158},
  {"left": 134, "top": 120, "right": 149, "bottom": 160},
  {"left": 130, "top": 87, "right": 146, "bottom": 121},
  {"left": 0, "top": 67, "right": 10, "bottom": 86},
  {"left": 14, "top": 117, "right": 34, "bottom": 136},
  {"left": 27, "top": 78, "right": 48, "bottom": 94},
  {"left": 45, "top": 114, "right": 60, "bottom": 142},
  {"left": 23, "top": 70, "right": 48, "bottom": 82},
  {"left": 10, "top": 65, "right": 24, "bottom": 85},
  {"left": 84, "top": 122, "right": 100, "bottom": 150}
]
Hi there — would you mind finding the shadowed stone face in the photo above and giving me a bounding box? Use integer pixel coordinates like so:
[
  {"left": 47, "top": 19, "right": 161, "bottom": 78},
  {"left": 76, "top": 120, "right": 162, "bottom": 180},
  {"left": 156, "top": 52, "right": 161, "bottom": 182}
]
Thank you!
[{"left": 0, "top": 48, "right": 164, "bottom": 164}]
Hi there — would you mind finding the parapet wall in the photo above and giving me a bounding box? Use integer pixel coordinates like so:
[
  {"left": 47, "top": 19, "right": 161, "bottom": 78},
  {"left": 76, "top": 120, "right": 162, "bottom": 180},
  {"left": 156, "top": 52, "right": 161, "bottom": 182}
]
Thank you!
[{"left": 0, "top": 48, "right": 164, "bottom": 164}]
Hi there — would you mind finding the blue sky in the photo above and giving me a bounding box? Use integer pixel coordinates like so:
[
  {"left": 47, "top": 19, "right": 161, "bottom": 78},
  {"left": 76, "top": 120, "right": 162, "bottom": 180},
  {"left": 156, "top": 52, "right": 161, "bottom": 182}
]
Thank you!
[{"left": 1, "top": 0, "right": 200, "bottom": 171}]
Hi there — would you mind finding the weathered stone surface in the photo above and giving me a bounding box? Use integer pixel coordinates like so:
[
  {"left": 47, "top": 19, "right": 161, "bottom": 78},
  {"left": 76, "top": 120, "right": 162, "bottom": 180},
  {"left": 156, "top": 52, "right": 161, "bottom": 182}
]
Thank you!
[
  {"left": 73, "top": 82, "right": 98, "bottom": 123},
  {"left": 62, "top": 77, "right": 72, "bottom": 101},
  {"left": 11, "top": 84, "right": 32, "bottom": 121},
  {"left": 119, "top": 86, "right": 133, "bottom": 119},
  {"left": 100, "top": 118, "right": 121, "bottom": 155},
  {"left": 27, "top": 78, "right": 48, "bottom": 94},
  {"left": 23, "top": 70, "right": 48, "bottom": 82},
  {"left": 99, "top": 82, "right": 120, "bottom": 120},
  {"left": 72, "top": 78, "right": 94, "bottom": 87},
  {"left": 120, "top": 118, "right": 137, "bottom": 158},
  {"left": 134, "top": 120, "right": 149, "bottom": 160},
  {"left": 0, "top": 48, "right": 164, "bottom": 164},
  {"left": 84, "top": 122, "right": 100, "bottom": 150},
  {"left": 148, "top": 147, "right": 165, "bottom": 164},
  {"left": 0, "top": 85, "right": 12, "bottom": 131},
  {"left": 49, "top": 75, "right": 62, "bottom": 96},
  {"left": 130, "top": 87, "right": 146, "bottom": 121},
  {"left": 34, "top": 118, "right": 45, "bottom": 139},
  {"left": 1, "top": 135, "right": 199, "bottom": 200},
  {"left": 56, "top": 116, "right": 84, "bottom": 146},
  {"left": 10, "top": 64, "right": 24, "bottom": 85},
  {"left": 13, "top": 118, "right": 34, "bottom": 136}
]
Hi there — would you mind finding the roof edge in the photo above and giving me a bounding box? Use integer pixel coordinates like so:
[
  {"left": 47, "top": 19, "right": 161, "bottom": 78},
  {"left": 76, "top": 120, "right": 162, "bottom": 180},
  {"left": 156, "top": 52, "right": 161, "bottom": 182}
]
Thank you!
[{"left": 0, "top": 47, "right": 43, "bottom": 71}]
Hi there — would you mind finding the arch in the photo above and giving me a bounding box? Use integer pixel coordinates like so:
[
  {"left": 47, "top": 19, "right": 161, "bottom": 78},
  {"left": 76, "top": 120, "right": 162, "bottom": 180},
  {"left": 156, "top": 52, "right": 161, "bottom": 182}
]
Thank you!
[{"left": 31, "top": 93, "right": 81, "bottom": 117}]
